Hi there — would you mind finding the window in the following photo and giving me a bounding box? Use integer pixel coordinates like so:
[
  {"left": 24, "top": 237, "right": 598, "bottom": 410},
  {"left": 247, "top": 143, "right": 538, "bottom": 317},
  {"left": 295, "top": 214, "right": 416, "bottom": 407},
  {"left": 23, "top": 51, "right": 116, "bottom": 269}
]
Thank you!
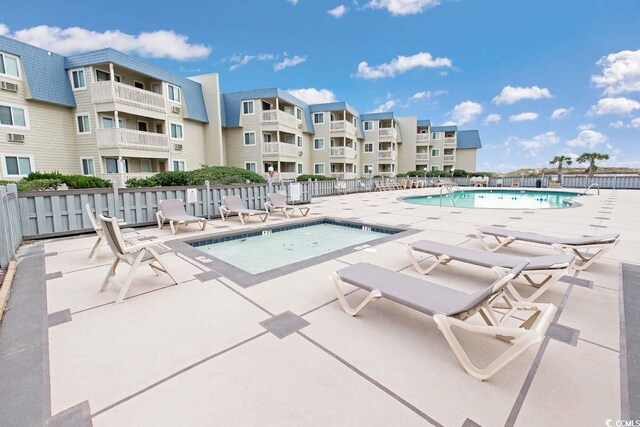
[
  {"left": 353, "top": 164, "right": 357, "bottom": 174},
  {"left": 263, "top": 133, "right": 272, "bottom": 143},
  {"left": 431, "top": 132, "right": 443, "bottom": 140},
  {"left": 242, "top": 100, "right": 254, "bottom": 115},
  {"left": 3, "top": 155, "right": 32, "bottom": 177},
  {"left": 137, "top": 121, "right": 148, "bottom": 132},
  {"left": 173, "top": 160, "right": 186, "bottom": 171},
  {"left": 352, "top": 117, "right": 358, "bottom": 127},
  {"left": 314, "top": 163, "right": 325, "bottom": 174},
  {"left": 363, "top": 121, "right": 374, "bottom": 131},
  {"left": 313, "top": 138, "right": 324, "bottom": 150},
  {"left": 70, "top": 69, "right": 86, "bottom": 90},
  {"left": 134, "top": 81, "right": 145, "bottom": 90},
  {"left": 431, "top": 165, "right": 440, "bottom": 171},
  {"left": 120, "top": 159, "right": 129, "bottom": 173},
  {"left": 167, "top": 84, "right": 181, "bottom": 103},
  {"left": 431, "top": 149, "right": 440, "bottom": 157},
  {"left": 101, "top": 117, "right": 123, "bottom": 129},
  {"left": 297, "top": 163, "right": 303, "bottom": 174},
  {"left": 95, "top": 69, "right": 120, "bottom": 82},
  {"left": 364, "top": 143, "right": 373, "bottom": 153},
  {"left": 245, "top": 162, "right": 257, "bottom": 172},
  {"left": 76, "top": 114, "right": 91, "bottom": 134},
  {"left": 364, "top": 164, "right": 374, "bottom": 174},
  {"left": 296, "top": 107, "right": 302, "bottom": 120},
  {"left": 151, "top": 82, "right": 162, "bottom": 94},
  {"left": 140, "top": 159, "right": 152, "bottom": 173},
  {"left": 244, "top": 132, "right": 256, "bottom": 146},
  {"left": 170, "top": 123, "right": 184, "bottom": 140},
  {"left": 313, "top": 113, "right": 324, "bottom": 124},
  {"left": 155, "top": 122, "right": 164, "bottom": 134},
  {"left": 81, "top": 158, "right": 95, "bottom": 176},
  {"left": 0, "top": 53, "right": 20, "bottom": 78},
  {"left": 297, "top": 136, "right": 303, "bottom": 148},
  {"left": 0, "top": 105, "right": 28, "bottom": 128},
  {"left": 105, "top": 158, "right": 119, "bottom": 173}
]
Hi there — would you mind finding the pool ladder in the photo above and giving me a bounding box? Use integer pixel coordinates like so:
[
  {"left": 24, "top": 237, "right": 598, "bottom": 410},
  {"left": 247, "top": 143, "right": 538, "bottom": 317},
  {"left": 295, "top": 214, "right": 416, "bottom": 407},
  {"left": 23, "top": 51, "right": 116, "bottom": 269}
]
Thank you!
[
  {"left": 583, "top": 183, "right": 600, "bottom": 195},
  {"left": 439, "top": 181, "right": 460, "bottom": 207}
]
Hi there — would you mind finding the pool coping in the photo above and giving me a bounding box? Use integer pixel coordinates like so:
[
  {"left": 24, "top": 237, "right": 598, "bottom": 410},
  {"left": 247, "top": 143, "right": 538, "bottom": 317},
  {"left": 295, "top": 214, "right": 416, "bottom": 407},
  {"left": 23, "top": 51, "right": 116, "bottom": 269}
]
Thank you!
[{"left": 165, "top": 216, "right": 421, "bottom": 288}]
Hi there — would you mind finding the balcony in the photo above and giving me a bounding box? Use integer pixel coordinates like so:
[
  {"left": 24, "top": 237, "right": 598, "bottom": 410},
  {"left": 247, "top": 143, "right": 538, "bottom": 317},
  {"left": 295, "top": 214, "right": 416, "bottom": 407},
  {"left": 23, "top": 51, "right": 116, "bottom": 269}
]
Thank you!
[
  {"left": 329, "top": 146, "right": 356, "bottom": 160},
  {"left": 263, "top": 172, "right": 298, "bottom": 181},
  {"left": 262, "top": 142, "right": 301, "bottom": 159},
  {"left": 444, "top": 154, "right": 456, "bottom": 162},
  {"left": 444, "top": 137, "right": 457, "bottom": 146},
  {"left": 416, "top": 153, "right": 430, "bottom": 163},
  {"left": 379, "top": 128, "right": 398, "bottom": 140},
  {"left": 91, "top": 81, "right": 166, "bottom": 114},
  {"left": 378, "top": 150, "right": 397, "bottom": 161},
  {"left": 261, "top": 110, "right": 300, "bottom": 130},
  {"left": 330, "top": 172, "right": 357, "bottom": 180},
  {"left": 330, "top": 120, "right": 357, "bottom": 135},
  {"left": 96, "top": 128, "right": 170, "bottom": 153},
  {"left": 416, "top": 134, "right": 430, "bottom": 144}
]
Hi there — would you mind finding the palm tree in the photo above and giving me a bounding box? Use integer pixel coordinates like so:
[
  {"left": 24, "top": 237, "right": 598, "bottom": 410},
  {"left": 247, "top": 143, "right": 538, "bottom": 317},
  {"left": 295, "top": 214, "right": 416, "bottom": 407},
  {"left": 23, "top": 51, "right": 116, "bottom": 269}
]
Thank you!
[
  {"left": 576, "top": 152, "right": 610, "bottom": 177},
  {"left": 549, "top": 155, "right": 573, "bottom": 184}
]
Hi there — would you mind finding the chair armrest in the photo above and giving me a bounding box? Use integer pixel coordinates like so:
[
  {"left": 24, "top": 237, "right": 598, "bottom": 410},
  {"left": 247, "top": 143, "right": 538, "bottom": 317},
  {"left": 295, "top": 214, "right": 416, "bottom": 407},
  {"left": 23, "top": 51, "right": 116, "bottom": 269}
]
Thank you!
[{"left": 123, "top": 238, "right": 167, "bottom": 253}]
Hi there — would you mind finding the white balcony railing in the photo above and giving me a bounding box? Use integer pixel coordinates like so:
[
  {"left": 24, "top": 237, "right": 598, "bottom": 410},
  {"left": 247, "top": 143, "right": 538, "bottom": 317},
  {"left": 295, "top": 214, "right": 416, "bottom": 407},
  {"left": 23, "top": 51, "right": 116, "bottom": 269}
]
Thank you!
[
  {"left": 91, "top": 81, "right": 166, "bottom": 113},
  {"left": 444, "top": 137, "right": 457, "bottom": 145},
  {"left": 261, "top": 142, "right": 300, "bottom": 157},
  {"left": 379, "top": 127, "right": 398, "bottom": 139},
  {"left": 444, "top": 154, "right": 456, "bottom": 162},
  {"left": 378, "top": 150, "right": 397, "bottom": 161},
  {"left": 329, "top": 146, "right": 356, "bottom": 159},
  {"left": 261, "top": 110, "right": 299, "bottom": 129},
  {"left": 330, "top": 120, "right": 357, "bottom": 135},
  {"left": 416, "top": 134, "right": 430, "bottom": 143},
  {"left": 416, "top": 153, "right": 430, "bottom": 162},
  {"left": 96, "top": 128, "right": 170, "bottom": 152},
  {"left": 263, "top": 172, "right": 298, "bottom": 181}
]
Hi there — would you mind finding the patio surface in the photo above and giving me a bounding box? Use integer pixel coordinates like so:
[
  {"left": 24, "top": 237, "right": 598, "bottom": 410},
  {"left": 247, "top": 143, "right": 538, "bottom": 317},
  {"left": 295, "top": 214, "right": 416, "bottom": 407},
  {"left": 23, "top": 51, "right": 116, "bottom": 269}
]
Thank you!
[{"left": 1, "top": 187, "right": 637, "bottom": 426}]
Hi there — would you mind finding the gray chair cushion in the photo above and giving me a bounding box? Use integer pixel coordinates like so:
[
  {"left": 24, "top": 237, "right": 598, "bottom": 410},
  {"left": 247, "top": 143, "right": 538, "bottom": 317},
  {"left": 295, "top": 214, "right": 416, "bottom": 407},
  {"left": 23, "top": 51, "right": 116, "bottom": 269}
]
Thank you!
[{"left": 479, "top": 226, "right": 619, "bottom": 246}]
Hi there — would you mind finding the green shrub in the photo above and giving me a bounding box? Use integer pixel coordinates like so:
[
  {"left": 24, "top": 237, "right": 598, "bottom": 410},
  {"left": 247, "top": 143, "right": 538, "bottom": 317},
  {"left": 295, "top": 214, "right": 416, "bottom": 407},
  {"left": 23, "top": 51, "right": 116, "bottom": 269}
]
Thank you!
[
  {"left": 152, "top": 171, "right": 191, "bottom": 186},
  {"left": 296, "top": 174, "right": 335, "bottom": 182},
  {"left": 0, "top": 180, "right": 13, "bottom": 187},
  {"left": 23, "top": 171, "right": 65, "bottom": 181},
  {"left": 188, "top": 166, "right": 265, "bottom": 185},
  {"left": 64, "top": 175, "right": 111, "bottom": 189},
  {"left": 17, "top": 179, "right": 64, "bottom": 191},
  {"left": 125, "top": 177, "right": 158, "bottom": 188}
]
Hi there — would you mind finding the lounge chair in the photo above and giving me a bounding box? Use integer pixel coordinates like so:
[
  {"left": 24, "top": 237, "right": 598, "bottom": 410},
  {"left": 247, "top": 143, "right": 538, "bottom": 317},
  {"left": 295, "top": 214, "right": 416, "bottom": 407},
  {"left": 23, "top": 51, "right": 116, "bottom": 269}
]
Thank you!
[
  {"left": 475, "top": 226, "right": 620, "bottom": 271},
  {"left": 85, "top": 203, "right": 140, "bottom": 261},
  {"left": 330, "top": 262, "right": 556, "bottom": 380},
  {"left": 156, "top": 199, "right": 207, "bottom": 235},
  {"left": 265, "top": 193, "right": 310, "bottom": 218},
  {"left": 406, "top": 240, "right": 574, "bottom": 302},
  {"left": 220, "top": 195, "right": 269, "bottom": 225},
  {"left": 99, "top": 215, "right": 179, "bottom": 303}
]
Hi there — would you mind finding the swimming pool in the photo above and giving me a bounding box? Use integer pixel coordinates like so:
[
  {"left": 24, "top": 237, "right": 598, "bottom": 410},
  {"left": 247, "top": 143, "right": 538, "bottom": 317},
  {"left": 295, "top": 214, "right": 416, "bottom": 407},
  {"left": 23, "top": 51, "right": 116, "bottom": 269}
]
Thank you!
[
  {"left": 188, "top": 219, "right": 403, "bottom": 278},
  {"left": 403, "top": 189, "right": 582, "bottom": 209}
]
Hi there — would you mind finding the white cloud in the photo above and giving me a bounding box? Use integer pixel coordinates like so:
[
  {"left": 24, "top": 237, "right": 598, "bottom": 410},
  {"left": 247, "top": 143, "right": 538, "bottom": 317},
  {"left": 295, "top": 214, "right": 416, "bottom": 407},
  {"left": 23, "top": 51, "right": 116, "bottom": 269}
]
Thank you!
[
  {"left": 551, "top": 107, "right": 572, "bottom": 119},
  {"left": 410, "top": 90, "right": 446, "bottom": 101},
  {"left": 288, "top": 0, "right": 299, "bottom": 5},
  {"left": 287, "top": 88, "right": 337, "bottom": 104},
  {"left": 483, "top": 114, "right": 502, "bottom": 125},
  {"left": 492, "top": 85, "right": 553, "bottom": 105},
  {"left": 370, "top": 99, "right": 398, "bottom": 113},
  {"left": 610, "top": 120, "right": 625, "bottom": 128},
  {"left": 592, "top": 49, "right": 640, "bottom": 95},
  {"left": 507, "top": 131, "right": 560, "bottom": 155},
  {"left": 366, "top": 0, "right": 441, "bottom": 16},
  {"left": 509, "top": 112, "right": 539, "bottom": 122},
  {"left": 229, "top": 53, "right": 276, "bottom": 71},
  {"left": 446, "top": 100, "right": 482, "bottom": 125},
  {"left": 356, "top": 52, "right": 452, "bottom": 79},
  {"left": 273, "top": 55, "right": 307, "bottom": 71},
  {"left": 589, "top": 97, "right": 640, "bottom": 116},
  {"left": 0, "top": 24, "right": 9, "bottom": 36},
  {"left": 2, "top": 24, "right": 210, "bottom": 60},
  {"left": 632, "top": 118, "right": 640, "bottom": 128},
  {"left": 577, "top": 123, "right": 595, "bottom": 131},
  {"left": 567, "top": 130, "right": 607, "bottom": 149},
  {"left": 328, "top": 5, "right": 348, "bottom": 17}
]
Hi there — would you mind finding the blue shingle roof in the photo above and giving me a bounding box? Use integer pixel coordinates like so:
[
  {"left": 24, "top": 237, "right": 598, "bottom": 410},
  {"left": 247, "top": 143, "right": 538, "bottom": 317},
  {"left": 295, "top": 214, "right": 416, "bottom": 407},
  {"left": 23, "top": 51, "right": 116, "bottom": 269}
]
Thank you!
[
  {"left": 65, "top": 49, "right": 208, "bottom": 122},
  {"left": 417, "top": 119, "right": 431, "bottom": 127},
  {"left": 432, "top": 125, "right": 457, "bottom": 132},
  {"left": 360, "top": 112, "right": 395, "bottom": 121},
  {"left": 309, "top": 102, "right": 359, "bottom": 117},
  {"left": 0, "top": 35, "right": 76, "bottom": 107},
  {"left": 456, "top": 130, "right": 482, "bottom": 149}
]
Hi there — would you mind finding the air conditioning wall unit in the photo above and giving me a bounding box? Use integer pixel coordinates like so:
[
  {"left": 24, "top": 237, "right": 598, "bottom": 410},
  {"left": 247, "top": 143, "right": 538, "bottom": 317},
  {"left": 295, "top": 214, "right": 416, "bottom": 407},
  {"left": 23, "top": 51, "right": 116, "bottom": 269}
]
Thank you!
[
  {"left": 7, "top": 133, "right": 25, "bottom": 143},
  {"left": 0, "top": 81, "right": 19, "bottom": 93},
  {"left": 171, "top": 106, "right": 181, "bottom": 114},
  {"left": 173, "top": 143, "right": 183, "bottom": 151}
]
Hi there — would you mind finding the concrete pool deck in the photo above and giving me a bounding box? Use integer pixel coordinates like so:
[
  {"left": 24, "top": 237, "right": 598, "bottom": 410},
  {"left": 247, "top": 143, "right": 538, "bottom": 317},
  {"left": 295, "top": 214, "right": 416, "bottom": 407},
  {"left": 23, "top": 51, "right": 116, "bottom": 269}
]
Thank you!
[{"left": 0, "top": 187, "right": 637, "bottom": 426}]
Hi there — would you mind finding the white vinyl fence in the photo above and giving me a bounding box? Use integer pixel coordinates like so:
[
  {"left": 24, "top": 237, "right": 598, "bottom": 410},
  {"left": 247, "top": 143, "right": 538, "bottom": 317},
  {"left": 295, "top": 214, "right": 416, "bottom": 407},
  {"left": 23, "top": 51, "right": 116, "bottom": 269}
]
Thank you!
[{"left": 0, "top": 185, "right": 22, "bottom": 268}]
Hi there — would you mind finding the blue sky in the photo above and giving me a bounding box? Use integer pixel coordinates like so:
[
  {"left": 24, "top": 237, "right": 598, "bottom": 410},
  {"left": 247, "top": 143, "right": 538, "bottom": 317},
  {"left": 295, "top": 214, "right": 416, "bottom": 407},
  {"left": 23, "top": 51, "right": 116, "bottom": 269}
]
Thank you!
[{"left": 2, "top": 0, "right": 640, "bottom": 172}]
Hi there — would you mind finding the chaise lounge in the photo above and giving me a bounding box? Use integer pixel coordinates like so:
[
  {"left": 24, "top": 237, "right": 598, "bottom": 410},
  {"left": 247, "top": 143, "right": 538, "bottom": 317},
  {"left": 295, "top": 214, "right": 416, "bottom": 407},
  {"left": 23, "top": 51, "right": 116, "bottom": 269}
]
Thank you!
[
  {"left": 265, "top": 193, "right": 311, "bottom": 218},
  {"left": 330, "top": 262, "right": 556, "bottom": 380},
  {"left": 406, "top": 240, "right": 574, "bottom": 302},
  {"left": 220, "top": 195, "right": 270, "bottom": 225},
  {"left": 475, "top": 226, "right": 620, "bottom": 270},
  {"left": 156, "top": 199, "right": 207, "bottom": 235}
]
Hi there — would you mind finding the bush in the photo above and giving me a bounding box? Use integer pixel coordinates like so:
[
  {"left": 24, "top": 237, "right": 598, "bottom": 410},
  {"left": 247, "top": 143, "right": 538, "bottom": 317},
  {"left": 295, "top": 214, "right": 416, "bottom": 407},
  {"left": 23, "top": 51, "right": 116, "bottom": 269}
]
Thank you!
[
  {"left": 23, "top": 171, "right": 65, "bottom": 181},
  {"left": 188, "top": 166, "right": 265, "bottom": 185},
  {"left": 17, "top": 179, "right": 64, "bottom": 191},
  {"left": 64, "top": 175, "right": 111, "bottom": 189},
  {"left": 152, "top": 171, "right": 192, "bottom": 187},
  {"left": 296, "top": 174, "right": 335, "bottom": 182},
  {"left": 125, "top": 177, "right": 158, "bottom": 188}
]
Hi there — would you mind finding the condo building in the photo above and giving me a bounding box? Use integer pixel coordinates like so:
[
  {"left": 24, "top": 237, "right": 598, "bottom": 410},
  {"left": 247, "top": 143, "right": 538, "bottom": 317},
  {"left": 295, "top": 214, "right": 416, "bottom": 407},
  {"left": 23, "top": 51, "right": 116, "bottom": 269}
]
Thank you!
[{"left": 0, "top": 35, "right": 481, "bottom": 184}]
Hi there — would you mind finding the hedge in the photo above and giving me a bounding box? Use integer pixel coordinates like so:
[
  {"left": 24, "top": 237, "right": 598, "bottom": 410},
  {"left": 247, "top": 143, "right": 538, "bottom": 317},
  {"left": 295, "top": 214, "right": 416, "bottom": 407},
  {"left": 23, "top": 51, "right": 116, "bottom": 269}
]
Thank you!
[
  {"left": 125, "top": 166, "right": 266, "bottom": 188},
  {"left": 296, "top": 174, "right": 336, "bottom": 182}
]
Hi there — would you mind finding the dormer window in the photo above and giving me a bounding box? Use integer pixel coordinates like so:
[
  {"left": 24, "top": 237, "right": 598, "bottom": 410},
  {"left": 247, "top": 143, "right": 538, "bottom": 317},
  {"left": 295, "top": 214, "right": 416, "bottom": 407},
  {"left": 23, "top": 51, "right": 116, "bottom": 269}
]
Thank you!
[
  {"left": 0, "top": 52, "right": 20, "bottom": 78},
  {"left": 167, "top": 84, "right": 181, "bottom": 103}
]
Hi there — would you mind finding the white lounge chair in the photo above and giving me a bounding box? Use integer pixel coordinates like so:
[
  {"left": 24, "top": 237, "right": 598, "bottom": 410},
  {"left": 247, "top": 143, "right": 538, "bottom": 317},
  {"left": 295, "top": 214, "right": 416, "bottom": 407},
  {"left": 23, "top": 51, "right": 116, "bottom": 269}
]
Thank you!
[
  {"left": 265, "top": 193, "right": 310, "bottom": 218},
  {"left": 220, "top": 195, "right": 269, "bottom": 225},
  {"left": 85, "top": 203, "right": 140, "bottom": 261},
  {"left": 406, "top": 240, "right": 574, "bottom": 302},
  {"left": 156, "top": 199, "right": 207, "bottom": 235},
  {"left": 330, "top": 262, "right": 556, "bottom": 380},
  {"left": 99, "top": 215, "right": 179, "bottom": 303},
  {"left": 475, "top": 226, "right": 620, "bottom": 271}
]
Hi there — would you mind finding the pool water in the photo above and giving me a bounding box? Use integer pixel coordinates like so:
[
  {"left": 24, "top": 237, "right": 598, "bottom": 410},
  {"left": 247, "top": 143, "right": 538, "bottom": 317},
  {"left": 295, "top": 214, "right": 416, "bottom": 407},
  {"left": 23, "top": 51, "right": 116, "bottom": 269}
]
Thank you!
[
  {"left": 191, "top": 221, "right": 393, "bottom": 274},
  {"left": 404, "top": 190, "right": 581, "bottom": 209}
]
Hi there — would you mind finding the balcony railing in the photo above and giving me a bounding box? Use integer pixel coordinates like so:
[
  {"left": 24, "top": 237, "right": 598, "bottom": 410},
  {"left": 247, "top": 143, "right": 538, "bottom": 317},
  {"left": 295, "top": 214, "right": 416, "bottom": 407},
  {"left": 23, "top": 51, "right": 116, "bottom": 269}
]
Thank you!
[
  {"left": 416, "top": 134, "right": 430, "bottom": 143},
  {"left": 96, "top": 128, "right": 170, "bottom": 152},
  {"left": 261, "top": 110, "right": 300, "bottom": 129},
  {"left": 378, "top": 150, "right": 397, "bottom": 161},
  {"left": 444, "top": 137, "right": 457, "bottom": 145},
  {"left": 331, "top": 172, "right": 357, "bottom": 180},
  {"left": 330, "top": 120, "right": 357, "bottom": 135},
  {"left": 416, "top": 153, "right": 430, "bottom": 162},
  {"left": 261, "top": 142, "right": 300, "bottom": 157},
  {"left": 329, "top": 146, "right": 356, "bottom": 159},
  {"left": 263, "top": 172, "right": 298, "bottom": 181},
  {"left": 91, "top": 81, "right": 166, "bottom": 113},
  {"left": 444, "top": 154, "right": 456, "bottom": 162},
  {"left": 379, "top": 128, "right": 397, "bottom": 139}
]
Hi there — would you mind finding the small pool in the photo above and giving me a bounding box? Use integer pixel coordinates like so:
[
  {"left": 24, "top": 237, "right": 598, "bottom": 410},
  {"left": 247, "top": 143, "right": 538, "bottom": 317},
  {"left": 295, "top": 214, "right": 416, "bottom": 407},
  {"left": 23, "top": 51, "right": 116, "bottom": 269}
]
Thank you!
[
  {"left": 404, "top": 189, "right": 582, "bottom": 209},
  {"left": 189, "top": 219, "right": 401, "bottom": 275}
]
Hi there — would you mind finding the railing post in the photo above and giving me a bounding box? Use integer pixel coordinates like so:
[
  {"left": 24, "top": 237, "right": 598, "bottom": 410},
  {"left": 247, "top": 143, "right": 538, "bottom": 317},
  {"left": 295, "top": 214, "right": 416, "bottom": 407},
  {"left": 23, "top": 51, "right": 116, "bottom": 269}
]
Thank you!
[
  {"left": 112, "top": 180, "right": 120, "bottom": 219},
  {"left": 205, "top": 180, "right": 211, "bottom": 219}
]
